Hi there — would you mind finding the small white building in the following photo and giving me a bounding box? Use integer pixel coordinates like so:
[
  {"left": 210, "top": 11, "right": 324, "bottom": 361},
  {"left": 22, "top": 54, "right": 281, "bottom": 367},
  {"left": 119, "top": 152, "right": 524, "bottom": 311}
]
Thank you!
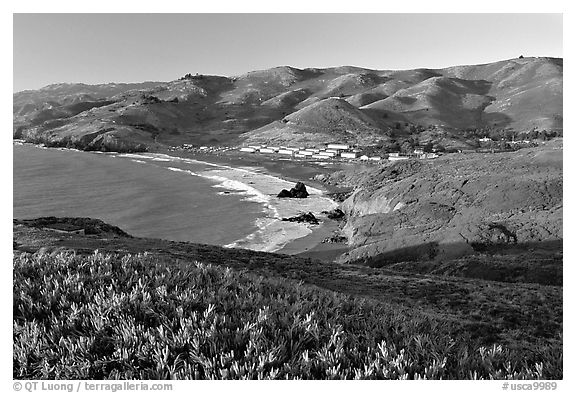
[
  {"left": 369, "top": 156, "right": 382, "bottom": 161},
  {"left": 388, "top": 156, "right": 409, "bottom": 161},
  {"left": 294, "top": 153, "right": 308, "bottom": 158},
  {"left": 259, "top": 148, "right": 275, "bottom": 154},
  {"left": 327, "top": 144, "right": 349, "bottom": 150},
  {"left": 341, "top": 152, "right": 359, "bottom": 159},
  {"left": 319, "top": 151, "right": 336, "bottom": 157},
  {"left": 413, "top": 148, "right": 424, "bottom": 155},
  {"left": 478, "top": 137, "right": 492, "bottom": 142},
  {"left": 248, "top": 145, "right": 261, "bottom": 149},
  {"left": 360, "top": 155, "right": 369, "bottom": 160},
  {"left": 278, "top": 149, "right": 294, "bottom": 155},
  {"left": 388, "top": 152, "right": 400, "bottom": 157},
  {"left": 312, "top": 154, "right": 329, "bottom": 159},
  {"left": 300, "top": 151, "right": 314, "bottom": 156},
  {"left": 240, "top": 147, "right": 256, "bottom": 153}
]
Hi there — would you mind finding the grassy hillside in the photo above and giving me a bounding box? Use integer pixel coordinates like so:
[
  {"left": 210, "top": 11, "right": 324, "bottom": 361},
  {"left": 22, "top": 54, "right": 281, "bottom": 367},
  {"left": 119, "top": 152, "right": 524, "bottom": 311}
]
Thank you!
[
  {"left": 13, "top": 57, "right": 562, "bottom": 152},
  {"left": 13, "top": 218, "right": 562, "bottom": 379},
  {"left": 319, "top": 141, "right": 563, "bottom": 267},
  {"left": 14, "top": 250, "right": 560, "bottom": 380},
  {"left": 241, "top": 98, "right": 389, "bottom": 146}
]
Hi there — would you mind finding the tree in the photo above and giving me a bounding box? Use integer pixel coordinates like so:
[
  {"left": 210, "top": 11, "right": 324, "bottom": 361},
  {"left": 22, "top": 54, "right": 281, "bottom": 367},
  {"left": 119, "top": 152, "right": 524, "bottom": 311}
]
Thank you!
[{"left": 400, "top": 141, "right": 413, "bottom": 154}]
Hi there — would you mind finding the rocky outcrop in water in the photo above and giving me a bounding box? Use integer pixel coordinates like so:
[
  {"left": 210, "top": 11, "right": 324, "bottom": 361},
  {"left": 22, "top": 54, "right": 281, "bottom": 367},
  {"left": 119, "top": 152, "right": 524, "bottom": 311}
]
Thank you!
[
  {"left": 277, "top": 182, "right": 310, "bottom": 198},
  {"left": 281, "top": 212, "right": 319, "bottom": 225}
]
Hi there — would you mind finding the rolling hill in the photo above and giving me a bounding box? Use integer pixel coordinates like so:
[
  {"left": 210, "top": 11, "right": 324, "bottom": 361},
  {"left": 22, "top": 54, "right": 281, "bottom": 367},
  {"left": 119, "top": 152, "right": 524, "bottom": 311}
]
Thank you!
[{"left": 13, "top": 57, "right": 562, "bottom": 152}]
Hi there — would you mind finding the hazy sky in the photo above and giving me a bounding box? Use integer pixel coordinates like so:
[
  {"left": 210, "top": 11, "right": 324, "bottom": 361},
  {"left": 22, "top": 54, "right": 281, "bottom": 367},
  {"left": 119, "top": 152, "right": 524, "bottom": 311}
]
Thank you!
[{"left": 13, "top": 13, "right": 562, "bottom": 92}]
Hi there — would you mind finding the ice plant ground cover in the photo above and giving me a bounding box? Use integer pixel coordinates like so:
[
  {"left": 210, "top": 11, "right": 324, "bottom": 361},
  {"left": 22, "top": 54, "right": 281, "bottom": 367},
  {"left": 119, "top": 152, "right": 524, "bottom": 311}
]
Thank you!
[{"left": 13, "top": 251, "right": 561, "bottom": 379}]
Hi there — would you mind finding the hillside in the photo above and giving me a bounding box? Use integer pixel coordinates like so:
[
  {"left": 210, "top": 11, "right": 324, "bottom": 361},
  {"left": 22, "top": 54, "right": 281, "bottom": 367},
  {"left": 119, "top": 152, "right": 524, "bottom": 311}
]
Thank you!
[
  {"left": 13, "top": 57, "right": 562, "bottom": 152},
  {"left": 13, "top": 217, "right": 562, "bottom": 379},
  {"left": 317, "top": 140, "right": 562, "bottom": 276},
  {"left": 241, "top": 97, "right": 389, "bottom": 146}
]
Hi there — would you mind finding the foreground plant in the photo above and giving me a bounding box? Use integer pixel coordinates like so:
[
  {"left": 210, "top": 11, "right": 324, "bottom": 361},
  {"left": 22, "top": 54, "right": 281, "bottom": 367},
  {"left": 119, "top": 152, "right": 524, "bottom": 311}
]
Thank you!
[{"left": 13, "top": 251, "right": 561, "bottom": 379}]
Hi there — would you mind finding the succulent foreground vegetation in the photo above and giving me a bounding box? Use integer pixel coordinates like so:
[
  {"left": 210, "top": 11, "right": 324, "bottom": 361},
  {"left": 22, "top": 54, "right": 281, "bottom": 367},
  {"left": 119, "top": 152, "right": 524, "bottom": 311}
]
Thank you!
[{"left": 13, "top": 250, "right": 561, "bottom": 380}]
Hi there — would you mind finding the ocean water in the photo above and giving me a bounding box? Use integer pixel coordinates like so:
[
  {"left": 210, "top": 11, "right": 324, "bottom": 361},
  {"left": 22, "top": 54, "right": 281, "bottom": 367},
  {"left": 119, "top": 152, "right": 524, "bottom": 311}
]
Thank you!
[
  {"left": 13, "top": 144, "right": 263, "bottom": 246},
  {"left": 13, "top": 143, "right": 338, "bottom": 252}
]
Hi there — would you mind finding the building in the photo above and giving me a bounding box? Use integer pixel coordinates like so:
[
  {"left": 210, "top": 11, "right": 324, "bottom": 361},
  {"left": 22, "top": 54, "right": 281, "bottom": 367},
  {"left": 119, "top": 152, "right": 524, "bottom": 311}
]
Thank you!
[
  {"left": 413, "top": 148, "right": 424, "bottom": 155},
  {"left": 478, "top": 137, "right": 492, "bottom": 143},
  {"left": 240, "top": 147, "right": 256, "bottom": 153},
  {"left": 388, "top": 152, "right": 400, "bottom": 157},
  {"left": 278, "top": 149, "right": 294, "bottom": 155},
  {"left": 360, "top": 155, "right": 369, "bottom": 160},
  {"left": 259, "top": 148, "right": 275, "bottom": 154},
  {"left": 369, "top": 156, "right": 382, "bottom": 161},
  {"left": 312, "top": 154, "right": 329, "bottom": 159},
  {"left": 341, "top": 152, "right": 359, "bottom": 159},
  {"left": 388, "top": 156, "right": 409, "bottom": 161},
  {"left": 327, "top": 144, "right": 349, "bottom": 150},
  {"left": 319, "top": 151, "right": 336, "bottom": 157},
  {"left": 300, "top": 151, "right": 314, "bottom": 156}
]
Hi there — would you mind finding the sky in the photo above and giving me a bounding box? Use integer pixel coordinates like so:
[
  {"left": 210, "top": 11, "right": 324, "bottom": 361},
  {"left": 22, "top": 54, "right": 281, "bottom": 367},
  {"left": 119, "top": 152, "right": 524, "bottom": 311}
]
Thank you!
[{"left": 13, "top": 13, "right": 563, "bottom": 92}]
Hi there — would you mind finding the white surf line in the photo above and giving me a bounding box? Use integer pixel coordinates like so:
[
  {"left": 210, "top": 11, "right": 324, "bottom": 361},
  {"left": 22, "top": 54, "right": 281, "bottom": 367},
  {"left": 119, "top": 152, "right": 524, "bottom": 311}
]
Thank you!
[
  {"left": 164, "top": 166, "right": 281, "bottom": 216},
  {"left": 136, "top": 152, "right": 328, "bottom": 195},
  {"left": 116, "top": 152, "right": 339, "bottom": 252}
]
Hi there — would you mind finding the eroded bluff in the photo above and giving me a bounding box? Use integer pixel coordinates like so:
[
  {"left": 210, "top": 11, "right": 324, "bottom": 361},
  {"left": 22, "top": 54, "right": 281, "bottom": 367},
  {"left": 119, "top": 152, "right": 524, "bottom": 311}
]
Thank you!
[{"left": 333, "top": 141, "right": 562, "bottom": 265}]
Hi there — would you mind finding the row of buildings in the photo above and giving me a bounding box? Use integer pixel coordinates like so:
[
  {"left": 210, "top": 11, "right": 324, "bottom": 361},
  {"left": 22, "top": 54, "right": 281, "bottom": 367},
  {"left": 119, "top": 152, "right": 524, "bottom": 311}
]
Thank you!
[
  {"left": 239, "top": 143, "right": 374, "bottom": 160},
  {"left": 238, "top": 144, "right": 439, "bottom": 162}
]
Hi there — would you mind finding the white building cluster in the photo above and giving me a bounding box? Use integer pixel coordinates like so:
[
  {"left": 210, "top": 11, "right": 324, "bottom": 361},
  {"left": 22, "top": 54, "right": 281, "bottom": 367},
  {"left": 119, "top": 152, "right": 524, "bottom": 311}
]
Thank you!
[
  {"left": 238, "top": 143, "right": 382, "bottom": 161},
  {"left": 238, "top": 143, "right": 440, "bottom": 162}
]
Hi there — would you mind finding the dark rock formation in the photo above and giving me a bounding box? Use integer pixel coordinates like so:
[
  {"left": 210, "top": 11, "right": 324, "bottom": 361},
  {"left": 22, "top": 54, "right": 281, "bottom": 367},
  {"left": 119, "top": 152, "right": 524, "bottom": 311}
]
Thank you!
[
  {"left": 281, "top": 212, "right": 319, "bottom": 225},
  {"left": 277, "top": 189, "right": 293, "bottom": 198},
  {"left": 277, "top": 182, "right": 310, "bottom": 198},
  {"left": 322, "top": 208, "right": 345, "bottom": 220},
  {"left": 321, "top": 234, "right": 347, "bottom": 243}
]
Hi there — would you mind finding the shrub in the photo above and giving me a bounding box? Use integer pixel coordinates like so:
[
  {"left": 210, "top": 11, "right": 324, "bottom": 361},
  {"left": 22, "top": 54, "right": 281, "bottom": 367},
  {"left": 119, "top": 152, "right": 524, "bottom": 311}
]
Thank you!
[{"left": 13, "top": 251, "right": 561, "bottom": 380}]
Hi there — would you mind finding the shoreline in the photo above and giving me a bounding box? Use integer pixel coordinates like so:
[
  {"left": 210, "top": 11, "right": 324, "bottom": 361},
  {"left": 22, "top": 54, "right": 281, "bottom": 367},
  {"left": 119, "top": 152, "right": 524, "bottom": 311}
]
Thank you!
[
  {"left": 125, "top": 150, "right": 345, "bottom": 255},
  {"left": 140, "top": 146, "right": 353, "bottom": 258},
  {"left": 15, "top": 141, "right": 351, "bottom": 259}
]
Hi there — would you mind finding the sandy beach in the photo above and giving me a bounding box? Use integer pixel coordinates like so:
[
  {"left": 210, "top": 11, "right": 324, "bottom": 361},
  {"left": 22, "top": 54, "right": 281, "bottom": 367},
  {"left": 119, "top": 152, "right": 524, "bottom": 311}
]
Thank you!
[
  {"left": 117, "top": 150, "right": 349, "bottom": 257},
  {"left": 14, "top": 141, "right": 351, "bottom": 260}
]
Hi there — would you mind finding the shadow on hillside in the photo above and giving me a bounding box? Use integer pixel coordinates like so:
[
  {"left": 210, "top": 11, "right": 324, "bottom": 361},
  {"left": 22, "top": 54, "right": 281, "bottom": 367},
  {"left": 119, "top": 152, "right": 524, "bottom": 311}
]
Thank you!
[
  {"left": 358, "top": 239, "right": 563, "bottom": 286},
  {"left": 482, "top": 111, "right": 513, "bottom": 128}
]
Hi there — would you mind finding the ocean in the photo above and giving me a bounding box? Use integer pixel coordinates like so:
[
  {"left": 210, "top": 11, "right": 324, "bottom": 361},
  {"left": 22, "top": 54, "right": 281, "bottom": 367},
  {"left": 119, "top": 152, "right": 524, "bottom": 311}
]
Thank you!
[{"left": 13, "top": 143, "right": 337, "bottom": 252}]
